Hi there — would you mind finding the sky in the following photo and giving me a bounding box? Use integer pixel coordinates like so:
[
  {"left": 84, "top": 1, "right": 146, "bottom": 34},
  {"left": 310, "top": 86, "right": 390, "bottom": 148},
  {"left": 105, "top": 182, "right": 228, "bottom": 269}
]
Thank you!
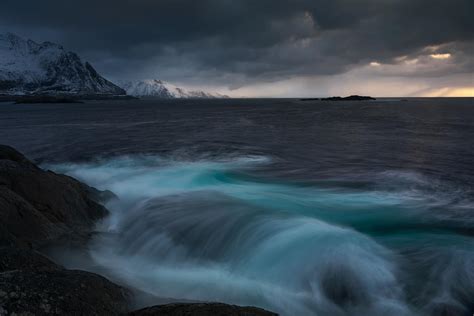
[{"left": 1, "top": 0, "right": 473, "bottom": 97}]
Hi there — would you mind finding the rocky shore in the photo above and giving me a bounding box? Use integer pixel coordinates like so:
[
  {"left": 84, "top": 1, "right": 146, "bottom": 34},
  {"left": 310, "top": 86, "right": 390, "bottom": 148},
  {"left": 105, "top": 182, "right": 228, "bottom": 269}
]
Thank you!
[{"left": 0, "top": 145, "right": 277, "bottom": 315}]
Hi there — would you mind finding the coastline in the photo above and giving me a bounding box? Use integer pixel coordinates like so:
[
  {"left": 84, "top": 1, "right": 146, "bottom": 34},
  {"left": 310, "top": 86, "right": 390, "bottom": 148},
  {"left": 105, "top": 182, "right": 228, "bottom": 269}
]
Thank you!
[{"left": 0, "top": 144, "right": 276, "bottom": 316}]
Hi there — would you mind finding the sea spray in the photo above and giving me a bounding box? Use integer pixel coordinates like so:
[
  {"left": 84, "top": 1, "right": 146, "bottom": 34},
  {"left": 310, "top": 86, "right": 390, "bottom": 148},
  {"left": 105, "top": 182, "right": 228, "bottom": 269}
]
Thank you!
[{"left": 47, "top": 154, "right": 474, "bottom": 316}]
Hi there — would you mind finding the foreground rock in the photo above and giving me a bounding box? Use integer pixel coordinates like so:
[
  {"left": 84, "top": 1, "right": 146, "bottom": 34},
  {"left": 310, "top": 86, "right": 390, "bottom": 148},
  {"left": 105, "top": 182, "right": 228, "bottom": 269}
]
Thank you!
[
  {"left": 0, "top": 247, "right": 61, "bottom": 272},
  {"left": 129, "top": 303, "right": 277, "bottom": 316},
  {"left": 0, "top": 247, "right": 129, "bottom": 315},
  {"left": 0, "top": 145, "right": 277, "bottom": 315},
  {"left": 0, "top": 144, "right": 112, "bottom": 248},
  {"left": 0, "top": 146, "right": 129, "bottom": 315}
]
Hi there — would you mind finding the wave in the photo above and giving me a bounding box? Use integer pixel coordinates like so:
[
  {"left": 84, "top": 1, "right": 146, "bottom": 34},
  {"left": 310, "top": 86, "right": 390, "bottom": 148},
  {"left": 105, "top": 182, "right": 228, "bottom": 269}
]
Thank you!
[{"left": 46, "top": 154, "right": 474, "bottom": 316}]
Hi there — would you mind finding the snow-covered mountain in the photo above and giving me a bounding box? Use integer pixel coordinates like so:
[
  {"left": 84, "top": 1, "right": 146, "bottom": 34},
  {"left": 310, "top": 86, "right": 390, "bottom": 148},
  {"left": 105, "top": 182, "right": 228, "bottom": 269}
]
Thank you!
[
  {"left": 118, "top": 79, "right": 228, "bottom": 98},
  {"left": 0, "top": 33, "right": 125, "bottom": 95}
]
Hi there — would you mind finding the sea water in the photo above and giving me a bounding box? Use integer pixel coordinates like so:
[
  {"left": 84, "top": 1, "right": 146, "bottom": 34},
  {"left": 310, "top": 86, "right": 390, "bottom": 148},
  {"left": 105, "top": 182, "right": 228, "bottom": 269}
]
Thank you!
[{"left": 1, "top": 98, "right": 473, "bottom": 315}]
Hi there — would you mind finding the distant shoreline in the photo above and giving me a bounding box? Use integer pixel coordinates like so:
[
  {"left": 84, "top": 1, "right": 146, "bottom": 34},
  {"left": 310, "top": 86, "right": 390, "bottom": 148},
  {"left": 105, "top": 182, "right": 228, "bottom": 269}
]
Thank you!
[{"left": 0, "top": 94, "right": 138, "bottom": 104}]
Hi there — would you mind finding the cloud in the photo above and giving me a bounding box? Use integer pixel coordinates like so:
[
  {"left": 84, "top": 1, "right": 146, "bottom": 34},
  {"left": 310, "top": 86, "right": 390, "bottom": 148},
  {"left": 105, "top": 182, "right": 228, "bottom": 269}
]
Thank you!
[{"left": 0, "top": 0, "right": 472, "bottom": 94}]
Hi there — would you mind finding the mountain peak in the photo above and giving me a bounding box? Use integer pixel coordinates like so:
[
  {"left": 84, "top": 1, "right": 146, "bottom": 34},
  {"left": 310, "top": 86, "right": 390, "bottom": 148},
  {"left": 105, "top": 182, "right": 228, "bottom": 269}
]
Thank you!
[{"left": 0, "top": 33, "right": 125, "bottom": 96}]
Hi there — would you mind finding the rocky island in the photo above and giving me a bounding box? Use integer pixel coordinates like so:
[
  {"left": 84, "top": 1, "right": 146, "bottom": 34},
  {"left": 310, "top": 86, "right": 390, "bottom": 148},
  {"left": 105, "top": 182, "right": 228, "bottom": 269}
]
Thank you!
[
  {"left": 0, "top": 145, "right": 276, "bottom": 315},
  {"left": 300, "top": 95, "right": 376, "bottom": 101}
]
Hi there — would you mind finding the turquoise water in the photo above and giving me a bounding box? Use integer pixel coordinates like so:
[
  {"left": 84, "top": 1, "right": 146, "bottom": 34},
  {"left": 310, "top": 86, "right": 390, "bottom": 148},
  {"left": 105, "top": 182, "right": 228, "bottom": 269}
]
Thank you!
[{"left": 50, "top": 154, "right": 474, "bottom": 316}]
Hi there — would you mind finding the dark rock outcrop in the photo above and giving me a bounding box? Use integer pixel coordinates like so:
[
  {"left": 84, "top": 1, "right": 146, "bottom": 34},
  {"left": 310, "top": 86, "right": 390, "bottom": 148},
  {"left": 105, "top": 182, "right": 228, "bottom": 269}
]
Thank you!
[
  {"left": 0, "top": 248, "right": 129, "bottom": 315},
  {"left": 0, "top": 146, "right": 129, "bottom": 315},
  {"left": 0, "top": 144, "right": 111, "bottom": 248},
  {"left": 129, "top": 303, "right": 278, "bottom": 316},
  {"left": 0, "top": 247, "right": 61, "bottom": 272},
  {"left": 0, "top": 145, "right": 277, "bottom": 316}
]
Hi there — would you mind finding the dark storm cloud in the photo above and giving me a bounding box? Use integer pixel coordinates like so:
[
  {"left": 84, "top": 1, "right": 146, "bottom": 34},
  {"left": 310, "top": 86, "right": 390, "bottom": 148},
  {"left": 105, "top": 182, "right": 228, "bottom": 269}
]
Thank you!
[{"left": 1, "top": 0, "right": 472, "bottom": 85}]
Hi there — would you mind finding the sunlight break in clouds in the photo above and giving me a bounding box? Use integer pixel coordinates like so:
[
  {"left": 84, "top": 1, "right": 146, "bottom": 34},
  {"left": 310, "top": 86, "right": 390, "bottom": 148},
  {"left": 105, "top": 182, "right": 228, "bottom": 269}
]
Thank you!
[{"left": 430, "top": 53, "right": 452, "bottom": 60}]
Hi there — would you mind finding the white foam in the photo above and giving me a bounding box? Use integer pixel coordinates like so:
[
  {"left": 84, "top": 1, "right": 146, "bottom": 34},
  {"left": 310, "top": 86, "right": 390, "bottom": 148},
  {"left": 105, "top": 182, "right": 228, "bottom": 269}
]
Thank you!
[{"left": 45, "top": 155, "right": 473, "bottom": 315}]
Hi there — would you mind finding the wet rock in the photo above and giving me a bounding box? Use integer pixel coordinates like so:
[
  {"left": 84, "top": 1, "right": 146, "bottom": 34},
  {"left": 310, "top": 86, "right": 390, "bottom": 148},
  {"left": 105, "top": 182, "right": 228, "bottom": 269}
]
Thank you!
[
  {"left": 0, "top": 144, "right": 111, "bottom": 248},
  {"left": 0, "top": 247, "right": 130, "bottom": 315},
  {"left": 0, "top": 247, "right": 60, "bottom": 272},
  {"left": 0, "top": 145, "right": 129, "bottom": 314},
  {"left": 129, "top": 303, "right": 278, "bottom": 316},
  {"left": 0, "top": 267, "right": 129, "bottom": 315},
  {"left": 0, "top": 145, "right": 278, "bottom": 316}
]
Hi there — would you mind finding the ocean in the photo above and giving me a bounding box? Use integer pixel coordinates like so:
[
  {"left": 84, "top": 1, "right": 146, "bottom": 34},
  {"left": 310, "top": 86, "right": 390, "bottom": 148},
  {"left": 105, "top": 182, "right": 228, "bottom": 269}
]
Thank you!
[{"left": 1, "top": 98, "right": 473, "bottom": 315}]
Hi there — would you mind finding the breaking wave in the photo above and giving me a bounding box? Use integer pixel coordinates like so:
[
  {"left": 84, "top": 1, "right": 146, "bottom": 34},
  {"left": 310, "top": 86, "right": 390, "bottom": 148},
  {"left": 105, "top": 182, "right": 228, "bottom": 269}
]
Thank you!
[{"left": 48, "top": 154, "right": 474, "bottom": 316}]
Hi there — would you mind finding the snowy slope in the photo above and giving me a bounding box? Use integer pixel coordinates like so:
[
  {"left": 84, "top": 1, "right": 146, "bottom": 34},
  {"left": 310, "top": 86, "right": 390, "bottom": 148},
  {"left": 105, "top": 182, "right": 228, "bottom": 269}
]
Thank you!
[
  {"left": 0, "top": 33, "right": 125, "bottom": 95},
  {"left": 118, "top": 79, "right": 228, "bottom": 98}
]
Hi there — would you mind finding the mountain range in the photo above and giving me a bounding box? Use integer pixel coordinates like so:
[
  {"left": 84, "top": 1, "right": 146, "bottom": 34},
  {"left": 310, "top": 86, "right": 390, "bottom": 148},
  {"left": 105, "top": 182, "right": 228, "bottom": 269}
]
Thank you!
[
  {"left": 0, "top": 33, "right": 226, "bottom": 98},
  {"left": 117, "top": 79, "right": 228, "bottom": 98}
]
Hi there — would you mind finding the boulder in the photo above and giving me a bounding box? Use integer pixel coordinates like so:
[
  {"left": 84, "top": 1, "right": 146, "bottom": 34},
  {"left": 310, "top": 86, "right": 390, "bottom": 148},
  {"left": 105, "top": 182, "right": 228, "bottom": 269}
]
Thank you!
[
  {"left": 0, "top": 144, "right": 112, "bottom": 248},
  {"left": 0, "top": 247, "right": 129, "bottom": 315},
  {"left": 129, "top": 303, "right": 278, "bottom": 316},
  {"left": 0, "top": 247, "right": 61, "bottom": 272},
  {"left": 0, "top": 268, "right": 129, "bottom": 315}
]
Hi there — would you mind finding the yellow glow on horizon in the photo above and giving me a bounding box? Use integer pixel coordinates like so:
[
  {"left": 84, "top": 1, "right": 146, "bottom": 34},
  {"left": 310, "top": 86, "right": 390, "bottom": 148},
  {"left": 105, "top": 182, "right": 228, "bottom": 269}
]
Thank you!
[
  {"left": 422, "top": 87, "right": 474, "bottom": 97},
  {"left": 369, "top": 61, "right": 381, "bottom": 67},
  {"left": 430, "top": 53, "right": 451, "bottom": 60},
  {"left": 443, "top": 88, "right": 474, "bottom": 97}
]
